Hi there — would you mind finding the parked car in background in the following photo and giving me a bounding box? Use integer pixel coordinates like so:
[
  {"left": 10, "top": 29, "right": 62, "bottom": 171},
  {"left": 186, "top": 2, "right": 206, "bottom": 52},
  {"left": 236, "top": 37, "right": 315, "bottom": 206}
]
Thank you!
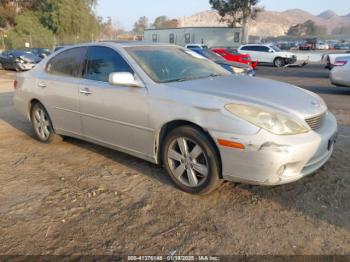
[
  {"left": 334, "top": 44, "right": 350, "bottom": 50},
  {"left": 13, "top": 42, "right": 337, "bottom": 194},
  {"left": 330, "top": 56, "right": 350, "bottom": 87},
  {"left": 299, "top": 38, "right": 317, "bottom": 50},
  {"left": 299, "top": 42, "right": 313, "bottom": 50},
  {"left": 188, "top": 47, "right": 256, "bottom": 76},
  {"left": 316, "top": 42, "right": 329, "bottom": 50},
  {"left": 0, "top": 50, "right": 41, "bottom": 71},
  {"left": 275, "top": 41, "right": 299, "bottom": 51},
  {"left": 211, "top": 47, "right": 258, "bottom": 69},
  {"left": 28, "top": 48, "right": 51, "bottom": 59},
  {"left": 185, "top": 44, "right": 208, "bottom": 49},
  {"left": 238, "top": 44, "right": 298, "bottom": 68},
  {"left": 324, "top": 53, "right": 350, "bottom": 69}
]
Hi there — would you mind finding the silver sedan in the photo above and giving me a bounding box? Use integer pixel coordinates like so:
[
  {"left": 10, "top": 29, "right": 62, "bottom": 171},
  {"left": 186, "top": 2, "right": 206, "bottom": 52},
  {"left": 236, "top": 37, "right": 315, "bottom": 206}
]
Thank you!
[
  {"left": 330, "top": 56, "right": 350, "bottom": 87},
  {"left": 14, "top": 42, "right": 338, "bottom": 194}
]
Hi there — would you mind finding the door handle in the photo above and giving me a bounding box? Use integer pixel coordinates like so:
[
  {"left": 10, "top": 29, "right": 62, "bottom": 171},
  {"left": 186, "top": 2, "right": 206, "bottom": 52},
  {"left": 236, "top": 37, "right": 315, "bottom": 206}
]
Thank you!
[
  {"left": 38, "top": 81, "right": 47, "bottom": 88},
  {"left": 79, "top": 88, "right": 92, "bottom": 95}
]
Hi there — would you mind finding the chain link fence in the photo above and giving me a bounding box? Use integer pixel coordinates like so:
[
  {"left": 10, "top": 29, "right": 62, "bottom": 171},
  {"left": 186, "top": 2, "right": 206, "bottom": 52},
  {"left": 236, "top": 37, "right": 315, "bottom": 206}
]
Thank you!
[{"left": 0, "top": 32, "right": 144, "bottom": 52}]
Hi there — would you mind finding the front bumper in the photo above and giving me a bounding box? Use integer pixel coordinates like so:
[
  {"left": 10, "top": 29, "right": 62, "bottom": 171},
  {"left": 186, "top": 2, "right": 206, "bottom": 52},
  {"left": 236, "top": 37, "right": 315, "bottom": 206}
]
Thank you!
[
  {"left": 285, "top": 56, "right": 297, "bottom": 65},
  {"left": 16, "top": 62, "right": 36, "bottom": 71},
  {"left": 210, "top": 112, "right": 338, "bottom": 186},
  {"left": 330, "top": 67, "right": 350, "bottom": 87}
]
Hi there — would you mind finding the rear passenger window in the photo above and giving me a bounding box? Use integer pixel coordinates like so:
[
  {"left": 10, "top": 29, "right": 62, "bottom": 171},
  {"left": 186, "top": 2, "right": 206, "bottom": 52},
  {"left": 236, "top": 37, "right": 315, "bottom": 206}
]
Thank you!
[
  {"left": 46, "top": 47, "right": 87, "bottom": 77},
  {"left": 260, "top": 46, "right": 270, "bottom": 52},
  {"left": 83, "top": 46, "right": 134, "bottom": 82}
]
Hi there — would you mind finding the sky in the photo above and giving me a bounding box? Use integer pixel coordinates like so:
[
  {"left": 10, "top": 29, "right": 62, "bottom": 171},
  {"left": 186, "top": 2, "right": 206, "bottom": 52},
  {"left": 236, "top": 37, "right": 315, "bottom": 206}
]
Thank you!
[{"left": 95, "top": 0, "right": 350, "bottom": 30}]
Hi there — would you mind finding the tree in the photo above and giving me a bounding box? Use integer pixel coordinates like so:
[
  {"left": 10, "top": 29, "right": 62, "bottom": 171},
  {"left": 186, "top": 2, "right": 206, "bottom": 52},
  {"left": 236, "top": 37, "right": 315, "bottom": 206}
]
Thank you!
[
  {"left": 152, "top": 16, "right": 178, "bottom": 29},
  {"left": 34, "top": 0, "right": 101, "bottom": 44},
  {"left": 133, "top": 16, "right": 148, "bottom": 34},
  {"left": 1, "top": 0, "right": 101, "bottom": 47},
  {"left": 101, "top": 16, "right": 124, "bottom": 39},
  {"left": 287, "top": 20, "right": 327, "bottom": 37},
  {"left": 209, "top": 0, "right": 262, "bottom": 44},
  {"left": 5, "top": 11, "right": 54, "bottom": 48}
]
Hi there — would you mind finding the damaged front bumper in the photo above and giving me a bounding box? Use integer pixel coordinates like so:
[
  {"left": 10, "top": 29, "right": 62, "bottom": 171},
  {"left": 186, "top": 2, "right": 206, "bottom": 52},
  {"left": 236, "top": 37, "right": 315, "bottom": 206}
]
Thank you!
[{"left": 209, "top": 112, "right": 338, "bottom": 186}]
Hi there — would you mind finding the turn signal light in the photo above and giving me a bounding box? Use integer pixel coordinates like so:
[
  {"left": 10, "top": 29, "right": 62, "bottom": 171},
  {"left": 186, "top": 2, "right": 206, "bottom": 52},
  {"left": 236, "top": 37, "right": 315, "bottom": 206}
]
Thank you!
[
  {"left": 218, "top": 139, "right": 245, "bottom": 150},
  {"left": 335, "top": 60, "right": 348, "bottom": 67}
]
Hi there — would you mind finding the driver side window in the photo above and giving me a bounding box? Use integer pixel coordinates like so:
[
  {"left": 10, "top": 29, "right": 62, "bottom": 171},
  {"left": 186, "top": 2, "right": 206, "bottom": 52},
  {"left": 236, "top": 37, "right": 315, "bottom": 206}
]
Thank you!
[{"left": 83, "top": 46, "right": 134, "bottom": 83}]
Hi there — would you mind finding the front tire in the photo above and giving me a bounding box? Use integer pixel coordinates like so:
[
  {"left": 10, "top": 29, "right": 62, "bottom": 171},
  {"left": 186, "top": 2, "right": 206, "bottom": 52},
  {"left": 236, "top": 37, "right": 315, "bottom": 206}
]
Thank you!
[
  {"left": 31, "top": 103, "right": 60, "bottom": 143},
  {"left": 274, "top": 57, "right": 285, "bottom": 68},
  {"left": 162, "top": 126, "right": 222, "bottom": 195}
]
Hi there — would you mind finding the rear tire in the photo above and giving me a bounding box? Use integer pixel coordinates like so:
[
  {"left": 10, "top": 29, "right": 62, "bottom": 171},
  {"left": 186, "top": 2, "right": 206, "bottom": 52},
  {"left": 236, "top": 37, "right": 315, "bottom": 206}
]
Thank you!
[
  {"left": 31, "top": 103, "right": 61, "bottom": 143},
  {"left": 274, "top": 57, "right": 285, "bottom": 68},
  {"left": 162, "top": 126, "right": 222, "bottom": 195}
]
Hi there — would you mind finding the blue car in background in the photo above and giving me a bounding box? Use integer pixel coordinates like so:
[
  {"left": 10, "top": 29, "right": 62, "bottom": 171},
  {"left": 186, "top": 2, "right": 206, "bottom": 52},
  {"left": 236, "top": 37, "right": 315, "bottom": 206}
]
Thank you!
[{"left": 187, "top": 47, "right": 256, "bottom": 77}]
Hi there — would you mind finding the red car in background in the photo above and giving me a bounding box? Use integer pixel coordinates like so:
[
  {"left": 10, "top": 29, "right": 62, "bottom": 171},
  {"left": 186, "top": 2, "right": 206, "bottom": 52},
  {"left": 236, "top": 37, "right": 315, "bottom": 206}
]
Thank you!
[{"left": 211, "top": 47, "right": 258, "bottom": 69}]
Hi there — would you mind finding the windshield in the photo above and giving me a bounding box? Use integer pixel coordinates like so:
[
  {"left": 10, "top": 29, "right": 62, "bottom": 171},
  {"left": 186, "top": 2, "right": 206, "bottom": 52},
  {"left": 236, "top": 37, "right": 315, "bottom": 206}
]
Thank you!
[
  {"left": 126, "top": 46, "right": 229, "bottom": 83},
  {"left": 270, "top": 45, "right": 281, "bottom": 52}
]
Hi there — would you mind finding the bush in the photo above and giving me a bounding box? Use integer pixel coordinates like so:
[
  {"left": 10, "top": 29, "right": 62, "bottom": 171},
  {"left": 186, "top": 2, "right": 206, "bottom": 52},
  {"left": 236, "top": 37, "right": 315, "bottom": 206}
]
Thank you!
[{"left": 5, "top": 11, "right": 55, "bottom": 49}]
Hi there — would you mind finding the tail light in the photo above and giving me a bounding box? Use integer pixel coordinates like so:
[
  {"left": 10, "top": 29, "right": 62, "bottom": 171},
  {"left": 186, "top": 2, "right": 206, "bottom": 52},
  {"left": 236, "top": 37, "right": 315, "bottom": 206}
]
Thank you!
[
  {"left": 14, "top": 80, "right": 18, "bottom": 90},
  {"left": 334, "top": 60, "right": 348, "bottom": 66},
  {"left": 242, "top": 55, "right": 251, "bottom": 61}
]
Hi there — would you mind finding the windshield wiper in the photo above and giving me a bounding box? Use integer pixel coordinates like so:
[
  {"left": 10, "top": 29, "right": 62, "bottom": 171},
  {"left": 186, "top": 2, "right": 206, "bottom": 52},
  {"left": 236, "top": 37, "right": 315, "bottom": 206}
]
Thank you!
[{"left": 173, "top": 74, "right": 222, "bottom": 83}]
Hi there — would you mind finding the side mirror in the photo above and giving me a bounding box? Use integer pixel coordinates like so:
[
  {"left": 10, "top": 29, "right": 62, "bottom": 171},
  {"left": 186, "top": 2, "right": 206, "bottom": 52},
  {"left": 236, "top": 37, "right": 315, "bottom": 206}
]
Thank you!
[
  {"left": 108, "top": 72, "right": 144, "bottom": 88},
  {"left": 268, "top": 49, "right": 274, "bottom": 53}
]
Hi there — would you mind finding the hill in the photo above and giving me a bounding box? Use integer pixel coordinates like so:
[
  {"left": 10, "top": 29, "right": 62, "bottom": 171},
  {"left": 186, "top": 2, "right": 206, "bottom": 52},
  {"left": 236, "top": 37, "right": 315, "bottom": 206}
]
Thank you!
[{"left": 177, "top": 9, "right": 350, "bottom": 37}]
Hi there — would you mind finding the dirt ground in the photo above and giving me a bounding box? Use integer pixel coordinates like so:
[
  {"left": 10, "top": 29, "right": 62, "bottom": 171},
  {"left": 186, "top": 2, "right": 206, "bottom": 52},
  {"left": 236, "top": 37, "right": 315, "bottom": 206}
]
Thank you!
[{"left": 0, "top": 67, "right": 349, "bottom": 256}]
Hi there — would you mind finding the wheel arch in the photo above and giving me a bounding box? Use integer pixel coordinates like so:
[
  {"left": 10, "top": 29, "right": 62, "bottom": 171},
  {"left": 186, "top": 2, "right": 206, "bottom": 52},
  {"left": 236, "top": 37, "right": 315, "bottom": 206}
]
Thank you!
[
  {"left": 29, "top": 98, "right": 42, "bottom": 120},
  {"left": 28, "top": 99, "right": 56, "bottom": 131},
  {"left": 273, "top": 56, "right": 285, "bottom": 67},
  {"left": 156, "top": 120, "right": 223, "bottom": 178},
  {"left": 273, "top": 56, "right": 283, "bottom": 62}
]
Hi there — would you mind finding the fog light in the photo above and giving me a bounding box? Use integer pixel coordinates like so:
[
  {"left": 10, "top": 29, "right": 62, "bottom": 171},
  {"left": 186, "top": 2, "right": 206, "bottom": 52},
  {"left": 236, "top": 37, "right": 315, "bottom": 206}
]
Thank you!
[
  {"left": 277, "top": 165, "right": 287, "bottom": 176},
  {"left": 277, "top": 162, "right": 304, "bottom": 178}
]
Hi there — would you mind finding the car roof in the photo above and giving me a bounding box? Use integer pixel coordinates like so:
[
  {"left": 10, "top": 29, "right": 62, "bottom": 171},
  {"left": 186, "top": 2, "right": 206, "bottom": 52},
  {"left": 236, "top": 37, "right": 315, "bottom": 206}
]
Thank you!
[
  {"left": 54, "top": 41, "right": 177, "bottom": 51},
  {"left": 240, "top": 44, "right": 271, "bottom": 47},
  {"left": 98, "top": 41, "right": 175, "bottom": 48}
]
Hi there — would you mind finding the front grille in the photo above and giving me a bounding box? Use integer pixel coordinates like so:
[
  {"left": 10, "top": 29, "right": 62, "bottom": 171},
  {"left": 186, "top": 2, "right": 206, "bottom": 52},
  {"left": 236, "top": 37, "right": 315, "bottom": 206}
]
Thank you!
[{"left": 305, "top": 113, "right": 326, "bottom": 130}]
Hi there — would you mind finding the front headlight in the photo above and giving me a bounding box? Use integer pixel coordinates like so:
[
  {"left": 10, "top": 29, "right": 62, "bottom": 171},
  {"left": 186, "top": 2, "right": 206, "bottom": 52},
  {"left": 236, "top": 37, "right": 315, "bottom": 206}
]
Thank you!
[
  {"left": 225, "top": 104, "right": 310, "bottom": 135},
  {"left": 231, "top": 67, "right": 245, "bottom": 74}
]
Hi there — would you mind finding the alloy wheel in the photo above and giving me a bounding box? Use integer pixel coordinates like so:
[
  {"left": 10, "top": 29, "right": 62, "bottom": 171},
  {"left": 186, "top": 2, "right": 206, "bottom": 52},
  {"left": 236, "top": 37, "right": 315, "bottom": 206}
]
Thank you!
[
  {"left": 32, "top": 107, "right": 52, "bottom": 141},
  {"left": 167, "top": 137, "right": 209, "bottom": 188}
]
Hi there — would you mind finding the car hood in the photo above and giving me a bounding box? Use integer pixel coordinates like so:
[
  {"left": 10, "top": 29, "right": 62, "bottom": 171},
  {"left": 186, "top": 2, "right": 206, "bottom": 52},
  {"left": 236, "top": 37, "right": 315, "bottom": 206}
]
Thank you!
[
  {"left": 19, "top": 54, "right": 41, "bottom": 63},
  {"left": 168, "top": 75, "right": 327, "bottom": 118}
]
